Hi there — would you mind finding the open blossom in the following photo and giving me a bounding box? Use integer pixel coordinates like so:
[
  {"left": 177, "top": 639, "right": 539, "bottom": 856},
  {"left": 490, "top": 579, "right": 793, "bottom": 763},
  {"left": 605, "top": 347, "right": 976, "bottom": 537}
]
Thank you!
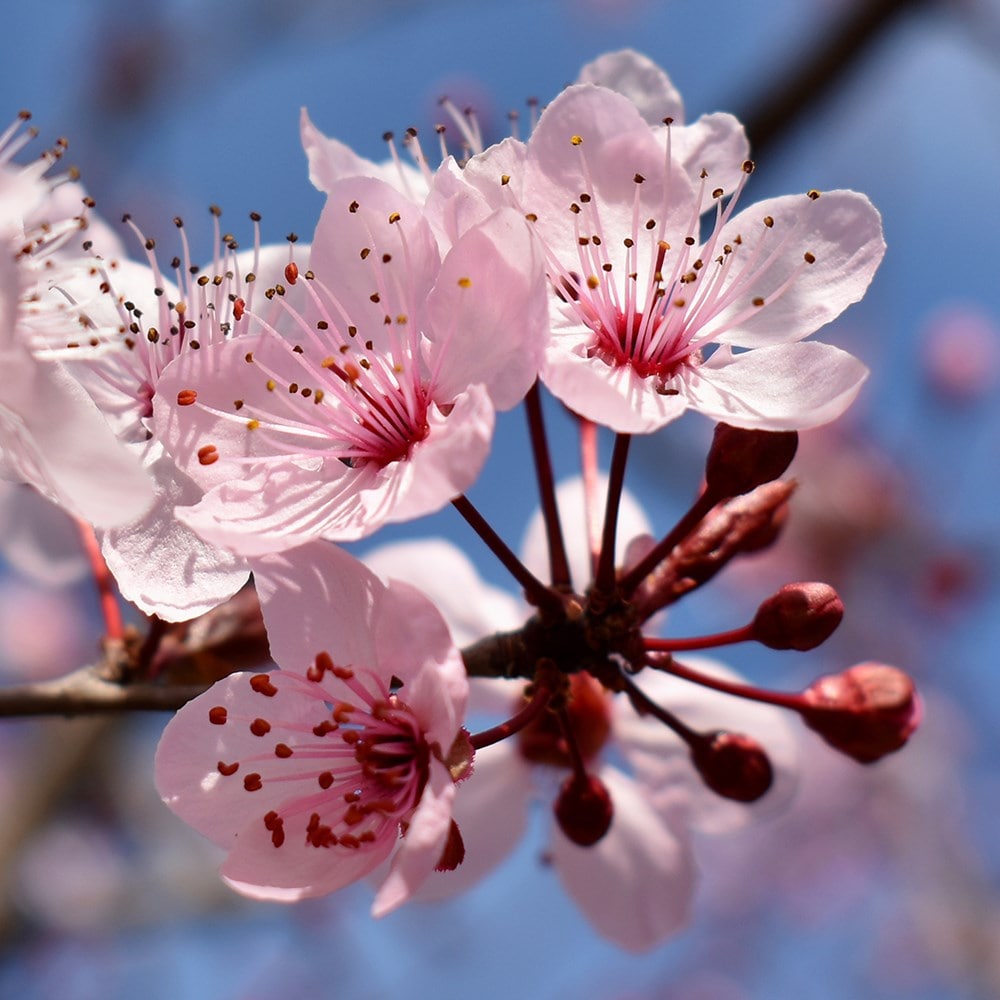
[
  {"left": 153, "top": 174, "right": 548, "bottom": 556},
  {"left": 0, "top": 113, "right": 153, "bottom": 528},
  {"left": 460, "top": 49, "right": 884, "bottom": 434},
  {"left": 43, "top": 216, "right": 301, "bottom": 620},
  {"left": 364, "top": 479, "right": 797, "bottom": 951},
  {"left": 155, "top": 541, "right": 470, "bottom": 914}
]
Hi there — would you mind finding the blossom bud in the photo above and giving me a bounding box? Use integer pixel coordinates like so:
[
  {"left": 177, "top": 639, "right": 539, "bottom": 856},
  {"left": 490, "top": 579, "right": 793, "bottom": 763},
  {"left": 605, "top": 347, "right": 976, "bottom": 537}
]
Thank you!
[
  {"left": 752, "top": 582, "right": 843, "bottom": 651},
  {"left": 800, "top": 663, "right": 921, "bottom": 764},
  {"left": 633, "top": 480, "right": 796, "bottom": 617},
  {"left": 690, "top": 731, "right": 774, "bottom": 802},
  {"left": 704, "top": 423, "right": 798, "bottom": 502},
  {"left": 554, "top": 773, "right": 613, "bottom": 846}
]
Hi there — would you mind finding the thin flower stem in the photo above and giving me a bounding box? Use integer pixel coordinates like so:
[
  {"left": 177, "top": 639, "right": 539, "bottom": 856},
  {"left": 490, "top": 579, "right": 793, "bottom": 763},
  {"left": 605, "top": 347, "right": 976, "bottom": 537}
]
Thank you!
[
  {"left": 452, "top": 495, "right": 564, "bottom": 617},
  {"left": 617, "top": 490, "right": 717, "bottom": 596},
  {"left": 556, "top": 704, "right": 589, "bottom": 782},
  {"left": 76, "top": 519, "right": 123, "bottom": 641},
  {"left": 646, "top": 653, "right": 804, "bottom": 711},
  {"left": 469, "top": 683, "right": 552, "bottom": 750},
  {"left": 578, "top": 417, "right": 601, "bottom": 578},
  {"left": 644, "top": 626, "right": 755, "bottom": 653},
  {"left": 593, "top": 433, "right": 631, "bottom": 596},
  {"left": 524, "top": 382, "right": 571, "bottom": 589},
  {"left": 618, "top": 670, "right": 703, "bottom": 746}
]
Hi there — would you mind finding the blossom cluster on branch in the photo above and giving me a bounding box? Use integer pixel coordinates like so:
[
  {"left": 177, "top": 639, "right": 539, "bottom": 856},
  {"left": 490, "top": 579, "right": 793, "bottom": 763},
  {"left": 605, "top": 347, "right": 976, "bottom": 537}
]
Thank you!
[{"left": 0, "top": 51, "right": 919, "bottom": 950}]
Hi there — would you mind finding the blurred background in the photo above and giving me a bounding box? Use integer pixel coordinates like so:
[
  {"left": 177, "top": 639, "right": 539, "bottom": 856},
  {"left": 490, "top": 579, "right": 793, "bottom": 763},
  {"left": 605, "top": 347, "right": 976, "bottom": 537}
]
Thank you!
[{"left": 1, "top": 0, "right": 999, "bottom": 997}]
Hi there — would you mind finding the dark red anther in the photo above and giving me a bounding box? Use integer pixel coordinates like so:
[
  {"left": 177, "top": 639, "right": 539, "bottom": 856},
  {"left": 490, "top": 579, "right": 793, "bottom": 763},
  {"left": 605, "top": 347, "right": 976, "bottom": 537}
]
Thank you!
[
  {"left": 553, "top": 773, "right": 613, "bottom": 846},
  {"left": 800, "top": 663, "right": 921, "bottom": 764},
  {"left": 690, "top": 731, "right": 773, "bottom": 802},
  {"left": 752, "top": 582, "right": 844, "bottom": 651},
  {"left": 284, "top": 261, "right": 299, "bottom": 285}
]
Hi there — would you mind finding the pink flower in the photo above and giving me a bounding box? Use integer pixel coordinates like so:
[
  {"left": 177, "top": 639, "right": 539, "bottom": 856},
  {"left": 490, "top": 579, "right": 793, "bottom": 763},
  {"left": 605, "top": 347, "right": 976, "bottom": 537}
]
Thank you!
[
  {"left": 154, "top": 175, "right": 547, "bottom": 555},
  {"left": 155, "top": 541, "right": 470, "bottom": 915},
  {"left": 0, "top": 114, "right": 153, "bottom": 528},
  {"left": 49, "top": 218, "right": 299, "bottom": 620},
  {"left": 461, "top": 50, "right": 883, "bottom": 433}
]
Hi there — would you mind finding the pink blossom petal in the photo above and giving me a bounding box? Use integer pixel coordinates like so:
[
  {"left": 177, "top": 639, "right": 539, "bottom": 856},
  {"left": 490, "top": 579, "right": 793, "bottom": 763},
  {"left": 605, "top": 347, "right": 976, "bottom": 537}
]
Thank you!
[
  {"left": 551, "top": 765, "right": 696, "bottom": 951},
  {"left": 379, "top": 384, "right": 494, "bottom": 526},
  {"left": 706, "top": 189, "right": 885, "bottom": 348},
  {"left": 525, "top": 86, "right": 697, "bottom": 259},
  {"left": 667, "top": 112, "right": 751, "bottom": 195},
  {"left": 252, "top": 542, "right": 383, "bottom": 670},
  {"left": 425, "top": 208, "right": 548, "bottom": 411},
  {"left": 576, "top": 49, "right": 685, "bottom": 124},
  {"left": 222, "top": 840, "right": 390, "bottom": 903},
  {"left": 540, "top": 337, "right": 688, "bottom": 433},
  {"left": 681, "top": 342, "right": 869, "bottom": 431},
  {"left": 0, "top": 357, "right": 153, "bottom": 528},
  {"left": 178, "top": 460, "right": 380, "bottom": 555},
  {"left": 308, "top": 177, "right": 441, "bottom": 344},
  {"left": 101, "top": 451, "right": 248, "bottom": 621},
  {"left": 154, "top": 670, "right": 335, "bottom": 848},
  {"left": 301, "top": 108, "right": 428, "bottom": 203},
  {"left": 372, "top": 760, "right": 455, "bottom": 917},
  {"left": 408, "top": 741, "right": 533, "bottom": 902},
  {"left": 362, "top": 538, "right": 524, "bottom": 646},
  {"left": 374, "top": 579, "right": 468, "bottom": 751}
]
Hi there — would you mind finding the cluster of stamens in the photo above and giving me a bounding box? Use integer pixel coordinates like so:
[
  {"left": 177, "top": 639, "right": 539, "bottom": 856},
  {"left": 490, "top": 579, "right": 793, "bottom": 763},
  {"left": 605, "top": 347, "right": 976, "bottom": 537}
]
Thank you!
[{"left": 208, "top": 655, "right": 429, "bottom": 853}]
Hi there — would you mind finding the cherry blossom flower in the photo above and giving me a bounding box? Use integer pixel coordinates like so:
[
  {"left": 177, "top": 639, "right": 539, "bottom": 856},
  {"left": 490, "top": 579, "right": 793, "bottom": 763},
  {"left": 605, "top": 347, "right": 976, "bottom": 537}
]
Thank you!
[
  {"left": 44, "top": 213, "right": 299, "bottom": 620},
  {"left": 153, "top": 174, "right": 548, "bottom": 556},
  {"left": 155, "top": 541, "right": 470, "bottom": 914},
  {"left": 363, "top": 478, "right": 797, "bottom": 951},
  {"left": 460, "top": 50, "right": 883, "bottom": 434},
  {"left": 0, "top": 113, "right": 153, "bottom": 528}
]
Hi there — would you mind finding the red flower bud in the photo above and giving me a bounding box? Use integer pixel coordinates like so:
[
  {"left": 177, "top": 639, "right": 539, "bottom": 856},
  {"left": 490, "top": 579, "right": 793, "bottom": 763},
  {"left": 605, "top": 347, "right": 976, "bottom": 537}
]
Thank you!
[
  {"left": 690, "top": 731, "right": 774, "bottom": 802},
  {"left": 554, "top": 773, "right": 613, "bottom": 846},
  {"left": 704, "top": 423, "right": 798, "bottom": 501},
  {"left": 752, "top": 582, "right": 844, "bottom": 651},
  {"left": 800, "top": 663, "right": 921, "bottom": 764}
]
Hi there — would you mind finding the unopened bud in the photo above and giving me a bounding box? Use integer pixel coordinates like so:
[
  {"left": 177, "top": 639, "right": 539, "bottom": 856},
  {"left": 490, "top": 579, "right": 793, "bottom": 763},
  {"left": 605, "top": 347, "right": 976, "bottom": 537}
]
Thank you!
[
  {"left": 800, "top": 663, "right": 921, "bottom": 764},
  {"left": 554, "top": 773, "right": 613, "bottom": 846},
  {"left": 704, "top": 423, "right": 798, "bottom": 501},
  {"left": 752, "top": 582, "right": 843, "bottom": 651},
  {"left": 690, "top": 731, "right": 774, "bottom": 802},
  {"left": 633, "top": 480, "right": 796, "bottom": 617}
]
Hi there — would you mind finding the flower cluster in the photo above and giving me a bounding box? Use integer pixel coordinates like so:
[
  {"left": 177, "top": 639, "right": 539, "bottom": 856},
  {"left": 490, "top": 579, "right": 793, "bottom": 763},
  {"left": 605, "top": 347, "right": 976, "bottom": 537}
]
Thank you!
[{"left": 0, "top": 51, "right": 919, "bottom": 950}]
